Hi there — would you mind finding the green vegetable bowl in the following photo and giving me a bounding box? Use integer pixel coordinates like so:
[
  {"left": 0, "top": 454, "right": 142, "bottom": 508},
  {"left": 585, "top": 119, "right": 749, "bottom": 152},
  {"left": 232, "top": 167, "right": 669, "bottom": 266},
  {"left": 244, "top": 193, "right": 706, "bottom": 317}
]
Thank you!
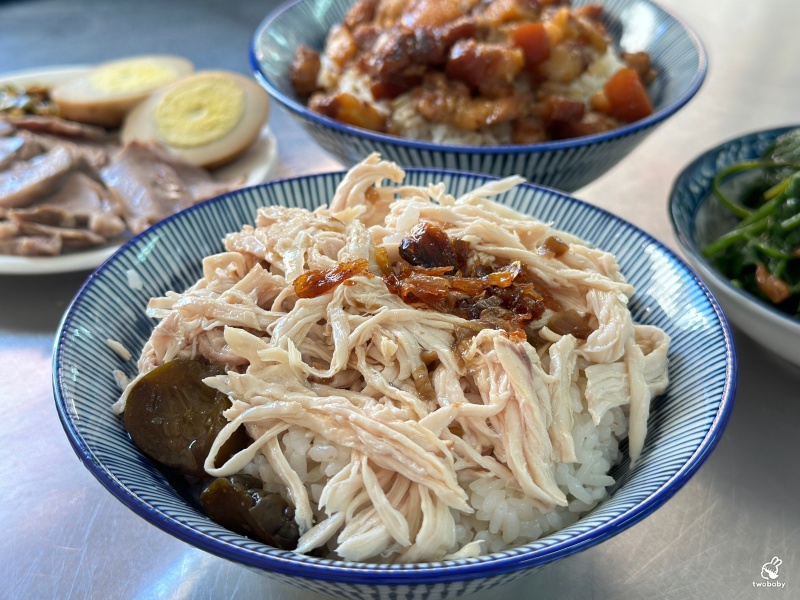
[{"left": 669, "top": 125, "right": 800, "bottom": 367}]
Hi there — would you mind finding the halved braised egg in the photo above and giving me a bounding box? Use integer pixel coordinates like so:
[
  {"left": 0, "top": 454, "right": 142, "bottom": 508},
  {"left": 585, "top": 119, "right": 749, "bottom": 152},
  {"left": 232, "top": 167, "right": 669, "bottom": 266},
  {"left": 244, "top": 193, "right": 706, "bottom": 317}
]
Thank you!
[
  {"left": 51, "top": 55, "right": 194, "bottom": 128},
  {"left": 121, "top": 70, "right": 271, "bottom": 169}
]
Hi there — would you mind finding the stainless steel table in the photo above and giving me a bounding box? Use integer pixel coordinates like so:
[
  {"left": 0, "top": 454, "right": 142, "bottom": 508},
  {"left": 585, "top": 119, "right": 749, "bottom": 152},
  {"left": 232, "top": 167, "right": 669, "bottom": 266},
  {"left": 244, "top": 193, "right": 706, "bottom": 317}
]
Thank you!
[{"left": 1, "top": 1, "right": 798, "bottom": 598}]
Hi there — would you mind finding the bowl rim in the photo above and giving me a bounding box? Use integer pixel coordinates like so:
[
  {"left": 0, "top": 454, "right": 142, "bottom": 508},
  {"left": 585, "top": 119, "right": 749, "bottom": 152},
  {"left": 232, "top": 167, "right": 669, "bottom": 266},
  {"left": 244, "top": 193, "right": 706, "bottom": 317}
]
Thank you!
[
  {"left": 249, "top": 0, "right": 708, "bottom": 155},
  {"left": 668, "top": 124, "right": 800, "bottom": 336},
  {"left": 54, "top": 168, "right": 736, "bottom": 585}
]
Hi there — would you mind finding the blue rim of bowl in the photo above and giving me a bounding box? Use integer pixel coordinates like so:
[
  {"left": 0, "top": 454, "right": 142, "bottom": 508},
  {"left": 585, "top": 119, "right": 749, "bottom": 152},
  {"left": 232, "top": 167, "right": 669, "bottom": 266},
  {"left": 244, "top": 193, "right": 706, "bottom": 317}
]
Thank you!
[
  {"left": 249, "top": 0, "right": 708, "bottom": 155},
  {"left": 53, "top": 169, "right": 736, "bottom": 585},
  {"left": 668, "top": 124, "right": 800, "bottom": 333}
]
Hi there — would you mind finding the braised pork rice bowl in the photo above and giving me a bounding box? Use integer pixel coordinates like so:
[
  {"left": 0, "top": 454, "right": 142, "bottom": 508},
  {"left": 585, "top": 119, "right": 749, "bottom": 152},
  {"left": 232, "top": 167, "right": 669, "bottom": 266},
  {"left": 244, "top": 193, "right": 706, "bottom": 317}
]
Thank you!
[{"left": 290, "top": 0, "right": 657, "bottom": 146}]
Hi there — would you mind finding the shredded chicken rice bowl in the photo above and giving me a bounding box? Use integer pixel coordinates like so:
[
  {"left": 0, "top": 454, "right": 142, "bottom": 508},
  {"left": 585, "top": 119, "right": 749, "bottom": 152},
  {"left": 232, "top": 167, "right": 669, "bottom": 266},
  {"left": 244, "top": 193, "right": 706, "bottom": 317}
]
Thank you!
[{"left": 113, "top": 154, "right": 670, "bottom": 563}]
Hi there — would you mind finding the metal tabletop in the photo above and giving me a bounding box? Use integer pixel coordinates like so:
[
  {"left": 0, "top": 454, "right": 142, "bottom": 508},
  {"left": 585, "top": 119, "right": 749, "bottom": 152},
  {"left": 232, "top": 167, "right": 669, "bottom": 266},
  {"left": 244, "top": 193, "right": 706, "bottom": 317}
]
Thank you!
[{"left": 1, "top": 1, "right": 797, "bottom": 598}]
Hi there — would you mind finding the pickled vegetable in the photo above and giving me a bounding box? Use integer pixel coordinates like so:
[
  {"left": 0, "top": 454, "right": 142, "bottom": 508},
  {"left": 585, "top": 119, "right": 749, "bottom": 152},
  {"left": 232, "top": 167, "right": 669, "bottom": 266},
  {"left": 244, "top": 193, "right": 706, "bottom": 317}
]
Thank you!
[
  {"left": 200, "top": 475, "right": 300, "bottom": 550},
  {"left": 0, "top": 84, "right": 59, "bottom": 116},
  {"left": 124, "top": 358, "right": 248, "bottom": 477}
]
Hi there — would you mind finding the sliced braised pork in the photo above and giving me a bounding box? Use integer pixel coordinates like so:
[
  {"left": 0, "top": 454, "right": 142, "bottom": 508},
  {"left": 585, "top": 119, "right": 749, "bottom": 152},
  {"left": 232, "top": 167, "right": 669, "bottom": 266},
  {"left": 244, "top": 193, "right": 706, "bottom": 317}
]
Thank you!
[
  {"left": 0, "top": 116, "right": 245, "bottom": 256},
  {"left": 0, "top": 233, "right": 62, "bottom": 256},
  {"left": 5, "top": 114, "right": 111, "bottom": 142},
  {"left": 144, "top": 143, "right": 238, "bottom": 203},
  {"left": 0, "top": 136, "right": 26, "bottom": 170},
  {"left": 0, "top": 146, "right": 77, "bottom": 209},
  {"left": 8, "top": 171, "right": 126, "bottom": 239},
  {"left": 0, "top": 119, "right": 14, "bottom": 136},
  {"left": 13, "top": 220, "right": 106, "bottom": 249},
  {"left": 101, "top": 142, "right": 236, "bottom": 235}
]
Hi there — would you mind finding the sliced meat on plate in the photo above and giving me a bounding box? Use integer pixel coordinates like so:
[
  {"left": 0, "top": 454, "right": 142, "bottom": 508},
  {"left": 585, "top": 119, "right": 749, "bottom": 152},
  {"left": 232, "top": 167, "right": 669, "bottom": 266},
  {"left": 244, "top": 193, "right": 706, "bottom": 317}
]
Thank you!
[
  {"left": 7, "top": 171, "right": 126, "bottom": 239},
  {"left": 0, "top": 119, "right": 15, "bottom": 136},
  {"left": 4, "top": 114, "right": 111, "bottom": 142},
  {"left": 102, "top": 141, "right": 238, "bottom": 235},
  {"left": 23, "top": 131, "right": 111, "bottom": 169},
  {"left": 14, "top": 220, "right": 106, "bottom": 250},
  {"left": 0, "top": 145, "right": 77, "bottom": 209},
  {"left": 101, "top": 141, "right": 196, "bottom": 235},
  {"left": 0, "top": 136, "right": 25, "bottom": 170},
  {"left": 146, "top": 143, "right": 241, "bottom": 202},
  {"left": 0, "top": 234, "right": 62, "bottom": 256}
]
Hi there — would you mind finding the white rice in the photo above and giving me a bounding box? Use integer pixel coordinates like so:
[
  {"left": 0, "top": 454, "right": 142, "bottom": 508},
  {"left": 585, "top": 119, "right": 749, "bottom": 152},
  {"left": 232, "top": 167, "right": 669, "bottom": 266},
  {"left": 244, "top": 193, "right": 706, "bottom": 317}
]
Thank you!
[
  {"left": 113, "top": 369, "right": 130, "bottom": 391},
  {"left": 244, "top": 407, "right": 627, "bottom": 558},
  {"left": 106, "top": 338, "right": 132, "bottom": 361},
  {"left": 564, "top": 50, "right": 626, "bottom": 102},
  {"left": 126, "top": 268, "right": 144, "bottom": 291}
]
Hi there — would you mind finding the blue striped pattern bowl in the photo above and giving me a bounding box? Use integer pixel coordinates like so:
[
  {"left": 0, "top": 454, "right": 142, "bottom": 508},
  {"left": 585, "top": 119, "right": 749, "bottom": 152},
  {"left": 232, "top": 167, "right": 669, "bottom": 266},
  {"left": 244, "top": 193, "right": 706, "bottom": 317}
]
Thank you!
[
  {"left": 250, "top": 0, "right": 707, "bottom": 192},
  {"left": 669, "top": 125, "right": 800, "bottom": 368},
  {"left": 54, "top": 170, "right": 735, "bottom": 599}
]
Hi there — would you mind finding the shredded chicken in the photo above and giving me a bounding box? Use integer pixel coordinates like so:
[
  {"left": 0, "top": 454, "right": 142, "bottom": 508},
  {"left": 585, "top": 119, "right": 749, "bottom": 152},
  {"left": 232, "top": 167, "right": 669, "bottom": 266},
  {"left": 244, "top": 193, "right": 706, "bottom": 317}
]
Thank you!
[{"left": 116, "top": 154, "right": 669, "bottom": 562}]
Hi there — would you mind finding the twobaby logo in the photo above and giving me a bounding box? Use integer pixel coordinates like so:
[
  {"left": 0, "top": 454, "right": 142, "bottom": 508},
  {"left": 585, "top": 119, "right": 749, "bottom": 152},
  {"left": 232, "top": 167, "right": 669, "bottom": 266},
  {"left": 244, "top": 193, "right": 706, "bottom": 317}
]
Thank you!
[{"left": 753, "top": 557, "right": 786, "bottom": 589}]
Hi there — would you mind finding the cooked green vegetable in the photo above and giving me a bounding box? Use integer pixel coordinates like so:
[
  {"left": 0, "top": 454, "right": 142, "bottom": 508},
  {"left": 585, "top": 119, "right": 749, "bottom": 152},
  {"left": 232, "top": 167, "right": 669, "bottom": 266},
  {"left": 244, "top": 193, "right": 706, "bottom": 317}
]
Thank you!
[{"left": 703, "top": 129, "right": 800, "bottom": 316}]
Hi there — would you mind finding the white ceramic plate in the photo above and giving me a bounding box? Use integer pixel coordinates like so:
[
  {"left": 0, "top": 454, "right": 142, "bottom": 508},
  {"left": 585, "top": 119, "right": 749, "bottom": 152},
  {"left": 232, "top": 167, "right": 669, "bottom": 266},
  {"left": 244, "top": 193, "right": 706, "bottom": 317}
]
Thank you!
[{"left": 0, "top": 65, "right": 278, "bottom": 275}]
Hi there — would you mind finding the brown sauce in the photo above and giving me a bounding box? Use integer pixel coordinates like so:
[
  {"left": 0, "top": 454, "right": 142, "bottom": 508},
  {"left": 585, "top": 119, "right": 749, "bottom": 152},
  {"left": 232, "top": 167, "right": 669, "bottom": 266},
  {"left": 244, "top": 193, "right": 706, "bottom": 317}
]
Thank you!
[{"left": 291, "top": 220, "right": 594, "bottom": 344}]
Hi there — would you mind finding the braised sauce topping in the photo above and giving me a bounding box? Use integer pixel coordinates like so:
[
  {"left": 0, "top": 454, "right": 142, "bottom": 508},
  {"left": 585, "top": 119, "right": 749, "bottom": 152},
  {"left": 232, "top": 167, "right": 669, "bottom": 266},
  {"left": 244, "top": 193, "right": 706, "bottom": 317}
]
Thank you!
[
  {"left": 293, "top": 258, "right": 371, "bottom": 298},
  {"left": 546, "top": 308, "right": 594, "bottom": 339},
  {"left": 387, "top": 222, "right": 559, "bottom": 337},
  {"left": 398, "top": 222, "right": 459, "bottom": 273},
  {"left": 291, "top": 221, "right": 594, "bottom": 343},
  {"left": 540, "top": 235, "right": 569, "bottom": 256}
]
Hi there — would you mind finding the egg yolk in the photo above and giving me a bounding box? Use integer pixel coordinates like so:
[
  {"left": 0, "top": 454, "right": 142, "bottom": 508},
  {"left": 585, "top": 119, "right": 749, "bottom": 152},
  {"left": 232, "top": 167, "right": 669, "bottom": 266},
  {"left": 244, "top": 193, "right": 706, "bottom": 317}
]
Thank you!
[
  {"left": 151, "top": 76, "right": 245, "bottom": 148},
  {"left": 88, "top": 61, "right": 177, "bottom": 95}
]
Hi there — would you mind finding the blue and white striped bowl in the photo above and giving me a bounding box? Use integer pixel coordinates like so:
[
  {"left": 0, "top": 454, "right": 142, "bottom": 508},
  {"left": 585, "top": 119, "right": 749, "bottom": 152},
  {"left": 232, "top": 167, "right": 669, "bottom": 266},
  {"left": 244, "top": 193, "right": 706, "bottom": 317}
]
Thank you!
[
  {"left": 250, "top": 0, "right": 706, "bottom": 192},
  {"left": 54, "top": 170, "right": 735, "bottom": 599},
  {"left": 669, "top": 125, "right": 800, "bottom": 368}
]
